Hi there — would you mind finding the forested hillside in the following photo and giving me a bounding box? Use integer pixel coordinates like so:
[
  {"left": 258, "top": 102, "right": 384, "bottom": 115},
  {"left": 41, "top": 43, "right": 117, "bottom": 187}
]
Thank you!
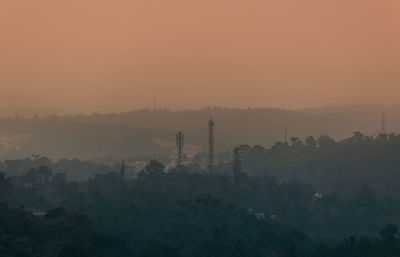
[
  {"left": 1, "top": 106, "right": 400, "bottom": 160},
  {"left": 3, "top": 158, "right": 400, "bottom": 256},
  {"left": 3, "top": 130, "right": 400, "bottom": 256},
  {"left": 213, "top": 132, "right": 400, "bottom": 194}
]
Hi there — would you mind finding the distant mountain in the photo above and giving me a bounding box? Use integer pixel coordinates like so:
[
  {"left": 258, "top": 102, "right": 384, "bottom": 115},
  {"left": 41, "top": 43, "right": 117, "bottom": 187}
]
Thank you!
[{"left": 0, "top": 106, "right": 399, "bottom": 160}]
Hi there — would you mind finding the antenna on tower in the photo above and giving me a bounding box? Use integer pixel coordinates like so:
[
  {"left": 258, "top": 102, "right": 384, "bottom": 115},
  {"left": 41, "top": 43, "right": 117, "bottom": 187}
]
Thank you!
[
  {"left": 381, "top": 113, "right": 386, "bottom": 134},
  {"left": 176, "top": 131, "right": 184, "bottom": 171},
  {"left": 233, "top": 147, "right": 242, "bottom": 203},
  {"left": 284, "top": 126, "right": 288, "bottom": 143},
  {"left": 208, "top": 118, "right": 215, "bottom": 173}
]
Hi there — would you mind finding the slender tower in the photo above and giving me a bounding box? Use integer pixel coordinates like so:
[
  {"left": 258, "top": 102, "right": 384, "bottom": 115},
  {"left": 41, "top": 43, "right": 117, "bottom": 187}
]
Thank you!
[
  {"left": 153, "top": 96, "right": 157, "bottom": 110},
  {"left": 208, "top": 118, "right": 215, "bottom": 172},
  {"left": 120, "top": 160, "right": 125, "bottom": 179},
  {"left": 176, "top": 131, "right": 184, "bottom": 170},
  {"left": 284, "top": 126, "right": 288, "bottom": 143},
  {"left": 233, "top": 147, "right": 242, "bottom": 203},
  {"left": 381, "top": 113, "right": 386, "bottom": 134}
]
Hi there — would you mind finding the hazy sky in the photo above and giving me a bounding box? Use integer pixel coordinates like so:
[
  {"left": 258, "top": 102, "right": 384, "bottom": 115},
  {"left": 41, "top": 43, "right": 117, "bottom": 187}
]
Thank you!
[{"left": 1, "top": 0, "right": 399, "bottom": 115}]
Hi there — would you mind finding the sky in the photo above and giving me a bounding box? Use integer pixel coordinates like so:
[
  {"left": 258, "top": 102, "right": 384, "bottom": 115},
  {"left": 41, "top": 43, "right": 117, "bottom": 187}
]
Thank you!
[{"left": 0, "top": 0, "right": 400, "bottom": 115}]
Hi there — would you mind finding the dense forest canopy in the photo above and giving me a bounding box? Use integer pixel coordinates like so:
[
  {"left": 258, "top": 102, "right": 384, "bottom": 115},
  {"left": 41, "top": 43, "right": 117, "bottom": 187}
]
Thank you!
[
  {"left": 215, "top": 131, "right": 400, "bottom": 194},
  {"left": 2, "top": 119, "right": 400, "bottom": 255},
  {"left": 4, "top": 131, "right": 400, "bottom": 194},
  {"left": 0, "top": 202, "right": 132, "bottom": 257},
  {"left": 2, "top": 132, "right": 400, "bottom": 256}
]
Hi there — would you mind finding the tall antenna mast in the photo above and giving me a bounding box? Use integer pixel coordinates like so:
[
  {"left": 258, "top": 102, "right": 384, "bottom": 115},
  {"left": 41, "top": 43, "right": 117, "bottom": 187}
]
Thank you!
[
  {"left": 381, "top": 113, "right": 386, "bottom": 134},
  {"left": 284, "top": 126, "right": 288, "bottom": 143},
  {"left": 208, "top": 118, "right": 215, "bottom": 172},
  {"left": 233, "top": 147, "right": 242, "bottom": 203},
  {"left": 176, "top": 131, "right": 184, "bottom": 171}
]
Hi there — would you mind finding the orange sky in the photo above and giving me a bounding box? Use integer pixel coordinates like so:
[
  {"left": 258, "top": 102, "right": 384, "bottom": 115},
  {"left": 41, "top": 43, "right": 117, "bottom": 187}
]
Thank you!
[{"left": 0, "top": 0, "right": 399, "bottom": 115}]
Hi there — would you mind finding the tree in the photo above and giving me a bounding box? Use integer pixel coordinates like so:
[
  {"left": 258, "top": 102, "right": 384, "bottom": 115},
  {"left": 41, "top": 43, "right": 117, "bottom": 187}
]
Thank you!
[
  {"left": 144, "top": 160, "right": 165, "bottom": 175},
  {"left": 379, "top": 223, "right": 398, "bottom": 242},
  {"left": 317, "top": 135, "right": 337, "bottom": 151},
  {"left": 27, "top": 166, "right": 53, "bottom": 183},
  {"left": 0, "top": 172, "right": 11, "bottom": 196},
  {"left": 305, "top": 136, "right": 317, "bottom": 150}
]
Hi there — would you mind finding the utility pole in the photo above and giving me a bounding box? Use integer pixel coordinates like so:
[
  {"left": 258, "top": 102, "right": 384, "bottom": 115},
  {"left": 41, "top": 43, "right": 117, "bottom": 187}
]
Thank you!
[
  {"left": 208, "top": 118, "right": 215, "bottom": 173},
  {"left": 120, "top": 160, "right": 125, "bottom": 179},
  {"left": 233, "top": 147, "right": 242, "bottom": 204},
  {"left": 381, "top": 113, "right": 386, "bottom": 134},
  {"left": 176, "top": 131, "right": 184, "bottom": 171}
]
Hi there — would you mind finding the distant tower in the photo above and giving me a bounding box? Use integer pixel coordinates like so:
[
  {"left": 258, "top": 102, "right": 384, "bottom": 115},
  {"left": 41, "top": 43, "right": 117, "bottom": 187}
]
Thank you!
[
  {"left": 381, "top": 113, "right": 386, "bottom": 134},
  {"left": 284, "top": 126, "right": 288, "bottom": 143},
  {"left": 153, "top": 96, "right": 157, "bottom": 110},
  {"left": 120, "top": 160, "right": 125, "bottom": 179},
  {"left": 208, "top": 118, "right": 215, "bottom": 172},
  {"left": 233, "top": 147, "right": 242, "bottom": 203},
  {"left": 176, "top": 131, "right": 184, "bottom": 170}
]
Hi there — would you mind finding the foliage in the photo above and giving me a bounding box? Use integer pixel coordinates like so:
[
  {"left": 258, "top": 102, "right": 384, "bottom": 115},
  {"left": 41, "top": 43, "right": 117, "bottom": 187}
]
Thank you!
[
  {"left": 0, "top": 202, "right": 131, "bottom": 257},
  {"left": 5, "top": 131, "right": 400, "bottom": 256},
  {"left": 218, "top": 132, "right": 400, "bottom": 194}
]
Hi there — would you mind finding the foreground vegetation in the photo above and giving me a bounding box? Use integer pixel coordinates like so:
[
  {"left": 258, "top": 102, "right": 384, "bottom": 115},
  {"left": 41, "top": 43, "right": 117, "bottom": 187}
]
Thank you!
[
  {"left": 2, "top": 132, "right": 400, "bottom": 256},
  {"left": 0, "top": 203, "right": 131, "bottom": 257}
]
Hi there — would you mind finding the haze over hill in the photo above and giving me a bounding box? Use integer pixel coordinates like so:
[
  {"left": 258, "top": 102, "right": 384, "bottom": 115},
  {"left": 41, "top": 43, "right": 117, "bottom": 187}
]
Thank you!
[
  {"left": 3, "top": 1, "right": 400, "bottom": 256},
  {"left": 0, "top": 105, "right": 398, "bottom": 161}
]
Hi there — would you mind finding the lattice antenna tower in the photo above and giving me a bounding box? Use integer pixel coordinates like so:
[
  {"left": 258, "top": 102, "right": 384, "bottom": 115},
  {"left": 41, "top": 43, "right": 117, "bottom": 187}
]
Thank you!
[
  {"left": 208, "top": 118, "right": 215, "bottom": 172},
  {"left": 284, "top": 126, "right": 288, "bottom": 143},
  {"left": 176, "top": 131, "right": 184, "bottom": 171}
]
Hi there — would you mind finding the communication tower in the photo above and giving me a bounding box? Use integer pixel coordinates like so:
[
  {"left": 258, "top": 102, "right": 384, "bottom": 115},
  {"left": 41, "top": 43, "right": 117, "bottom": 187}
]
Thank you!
[
  {"left": 176, "top": 131, "right": 184, "bottom": 170},
  {"left": 284, "top": 126, "right": 288, "bottom": 143}
]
